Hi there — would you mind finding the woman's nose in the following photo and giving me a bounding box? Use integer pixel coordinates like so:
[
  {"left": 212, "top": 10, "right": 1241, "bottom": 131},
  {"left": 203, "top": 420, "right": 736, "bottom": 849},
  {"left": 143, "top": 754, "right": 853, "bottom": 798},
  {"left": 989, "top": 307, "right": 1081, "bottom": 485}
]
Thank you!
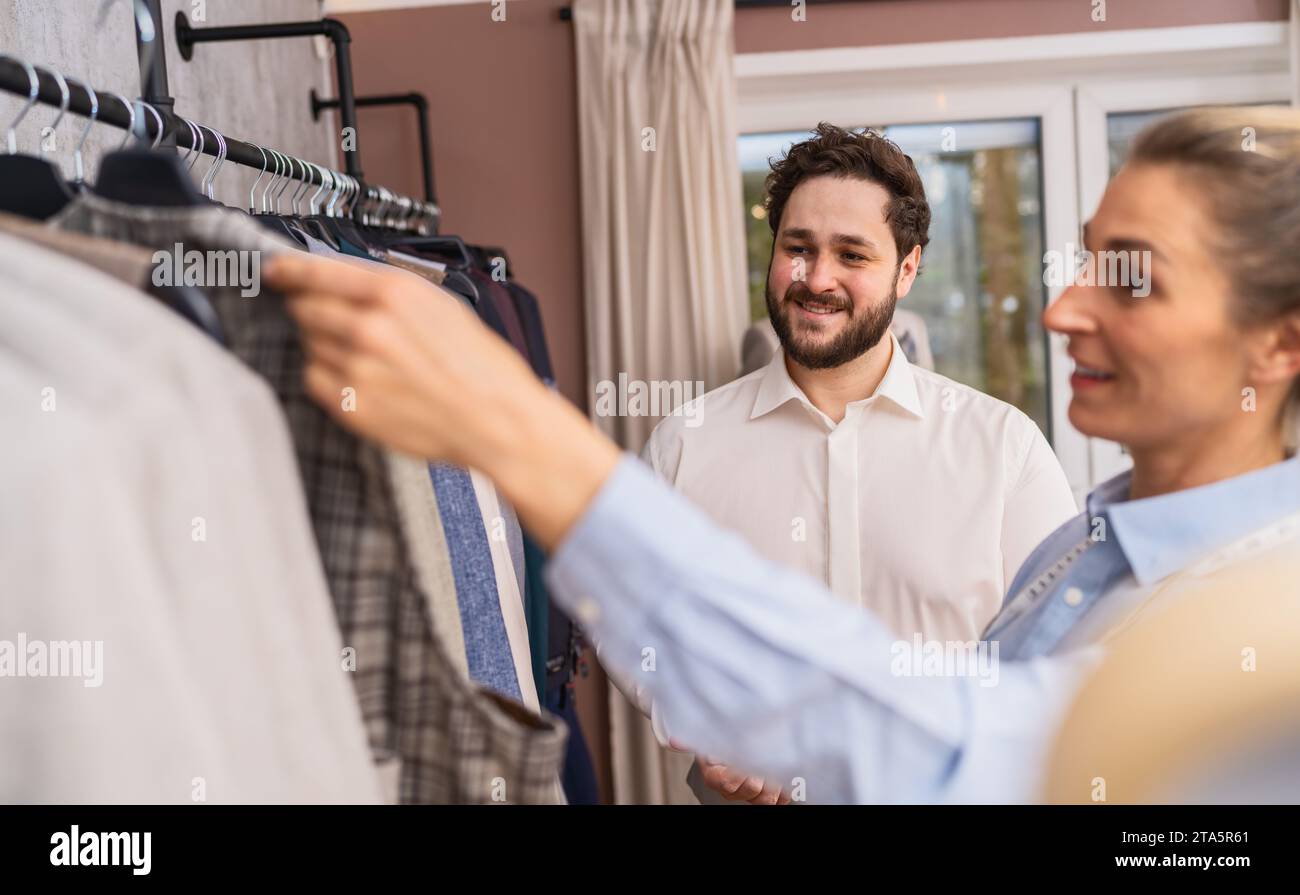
[{"left": 1043, "top": 284, "right": 1099, "bottom": 336}]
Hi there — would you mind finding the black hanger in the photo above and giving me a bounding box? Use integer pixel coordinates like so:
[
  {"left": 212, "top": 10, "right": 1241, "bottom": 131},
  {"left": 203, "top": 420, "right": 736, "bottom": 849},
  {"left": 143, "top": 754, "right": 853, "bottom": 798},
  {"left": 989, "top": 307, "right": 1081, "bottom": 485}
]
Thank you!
[
  {"left": 95, "top": 149, "right": 209, "bottom": 206},
  {"left": 305, "top": 166, "right": 374, "bottom": 252},
  {"left": 385, "top": 233, "right": 476, "bottom": 268},
  {"left": 285, "top": 201, "right": 338, "bottom": 249},
  {"left": 478, "top": 245, "right": 513, "bottom": 279},
  {"left": 299, "top": 170, "right": 345, "bottom": 252},
  {"left": 325, "top": 203, "right": 372, "bottom": 253},
  {"left": 0, "top": 62, "right": 75, "bottom": 220},
  {"left": 296, "top": 191, "right": 342, "bottom": 250},
  {"left": 93, "top": 98, "right": 208, "bottom": 207},
  {"left": 0, "top": 154, "right": 76, "bottom": 219},
  {"left": 254, "top": 212, "right": 307, "bottom": 246},
  {"left": 299, "top": 218, "right": 338, "bottom": 248}
]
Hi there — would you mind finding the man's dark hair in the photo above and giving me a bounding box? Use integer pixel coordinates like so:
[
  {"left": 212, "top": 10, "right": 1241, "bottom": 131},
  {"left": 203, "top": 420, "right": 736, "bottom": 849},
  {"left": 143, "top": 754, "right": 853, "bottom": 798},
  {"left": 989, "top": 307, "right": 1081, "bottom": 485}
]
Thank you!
[{"left": 764, "top": 122, "right": 931, "bottom": 264}]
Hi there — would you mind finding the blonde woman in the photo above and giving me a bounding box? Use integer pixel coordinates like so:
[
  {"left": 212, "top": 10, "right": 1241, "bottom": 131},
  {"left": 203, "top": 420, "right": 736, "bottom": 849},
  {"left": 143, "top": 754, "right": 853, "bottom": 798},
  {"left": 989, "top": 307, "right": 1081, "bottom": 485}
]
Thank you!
[{"left": 268, "top": 106, "right": 1300, "bottom": 803}]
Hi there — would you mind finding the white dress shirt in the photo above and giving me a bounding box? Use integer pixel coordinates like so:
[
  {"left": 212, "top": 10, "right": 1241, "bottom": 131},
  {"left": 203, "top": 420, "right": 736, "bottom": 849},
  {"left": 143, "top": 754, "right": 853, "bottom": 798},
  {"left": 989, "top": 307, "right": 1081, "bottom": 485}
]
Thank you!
[{"left": 644, "top": 331, "right": 1078, "bottom": 644}]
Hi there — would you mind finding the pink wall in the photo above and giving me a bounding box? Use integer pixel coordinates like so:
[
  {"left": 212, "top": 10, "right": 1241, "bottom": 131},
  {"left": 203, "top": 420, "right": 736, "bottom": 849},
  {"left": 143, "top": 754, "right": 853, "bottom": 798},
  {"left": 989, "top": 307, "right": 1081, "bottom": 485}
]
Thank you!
[{"left": 339, "top": 0, "right": 585, "bottom": 405}]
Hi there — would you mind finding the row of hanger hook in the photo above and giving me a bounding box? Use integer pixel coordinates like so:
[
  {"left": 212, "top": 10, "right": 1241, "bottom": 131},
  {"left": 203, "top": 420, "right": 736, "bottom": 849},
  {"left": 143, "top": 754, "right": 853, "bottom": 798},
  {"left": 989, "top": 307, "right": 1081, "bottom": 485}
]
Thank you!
[
  {"left": 362, "top": 184, "right": 439, "bottom": 234},
  {"left": 0, "top": 52, "right": 146, "bottom": 183},
  {"left": 247, "top": 145, "right": 363, "bottom": 218},
  {"left": 3, "top": 0, "right": 440, "bottom": 234},
  {"left": 0, "top": 51, "right": 366, "bottom": 217}
]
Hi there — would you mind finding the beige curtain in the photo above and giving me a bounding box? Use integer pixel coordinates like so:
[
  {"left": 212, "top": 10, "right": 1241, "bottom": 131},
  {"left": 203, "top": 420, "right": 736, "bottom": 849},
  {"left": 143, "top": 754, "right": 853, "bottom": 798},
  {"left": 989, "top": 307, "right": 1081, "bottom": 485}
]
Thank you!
[{"left": 573, "top": 0, "right": 748, "bottom": 803}]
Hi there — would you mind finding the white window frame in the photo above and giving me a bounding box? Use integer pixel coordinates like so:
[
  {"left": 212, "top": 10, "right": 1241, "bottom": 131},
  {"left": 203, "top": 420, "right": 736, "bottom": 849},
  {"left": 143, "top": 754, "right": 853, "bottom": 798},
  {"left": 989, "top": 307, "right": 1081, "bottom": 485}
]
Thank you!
[{"left": 735, "top": 21, "right": 1291, "bottom": 501}]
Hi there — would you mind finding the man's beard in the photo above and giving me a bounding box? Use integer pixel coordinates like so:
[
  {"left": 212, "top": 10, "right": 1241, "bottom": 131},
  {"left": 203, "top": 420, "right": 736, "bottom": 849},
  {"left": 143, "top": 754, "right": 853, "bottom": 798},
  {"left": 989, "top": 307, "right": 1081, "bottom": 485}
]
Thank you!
[{"left": 766, "top": 278, "right": 897, "bottom": 370}]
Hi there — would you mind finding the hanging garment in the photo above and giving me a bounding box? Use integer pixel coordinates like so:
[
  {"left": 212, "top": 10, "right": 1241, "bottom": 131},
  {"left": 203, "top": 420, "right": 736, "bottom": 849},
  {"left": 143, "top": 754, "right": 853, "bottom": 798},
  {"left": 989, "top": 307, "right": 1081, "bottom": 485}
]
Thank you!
[
  {"left": 466, "top": 468, "right": 540, "bottom": 713},
  {"left": 290, "top": 228, "right": 475, "bottom": 678},
  {"left": 0, "top": 229, "right": 382, "bottom": 803},
  {"left": 429, "top": 463, "right": 523, "bottom": 702},
  {"left": 51, "top": 193, "right": 567, "bottom": 803},
  {"left": 383, "top": 250, "right": 541, "bottom": 711},
  {"left": 506, "top": 281, "right": 556, "bottom": 387},
  {"left": 466, "top": 267, "right": 532, "bottom": 364},
  {"left": 368, "top": 235, "right": 597, "bottom": 802},
  {"left": 525, "top": 531, "right": 601, "bottom": 805},
  {"left": 385, "top": 250, "right": 449, "bottom": 285},
  {"left": 0, "top": 210, "right": 223, "bottom": 340},
  {"left": 498, "top": 496, "right": 528, "bottom": 612},
  {"left": 301, "top": 222, "right": 580, "bottom": 701},
  {"left": 385, "top": 446, "right": 472, "bottom": 680},
  {"left": 370, "top": 244, "right": 536, "bottom": 705},
  {"left": 0, "top": 211, "right": 154, "bottom": 284},
  {"left": 390, "top": 247, "right": 515, "bottom": 340}
]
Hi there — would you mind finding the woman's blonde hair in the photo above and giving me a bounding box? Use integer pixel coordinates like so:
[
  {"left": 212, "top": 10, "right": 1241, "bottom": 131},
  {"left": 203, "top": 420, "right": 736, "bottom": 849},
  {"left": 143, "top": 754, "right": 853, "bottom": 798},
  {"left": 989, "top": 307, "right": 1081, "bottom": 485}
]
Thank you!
[{"left": 1128, "top": 106, "right": 1300, "bottom": 450}]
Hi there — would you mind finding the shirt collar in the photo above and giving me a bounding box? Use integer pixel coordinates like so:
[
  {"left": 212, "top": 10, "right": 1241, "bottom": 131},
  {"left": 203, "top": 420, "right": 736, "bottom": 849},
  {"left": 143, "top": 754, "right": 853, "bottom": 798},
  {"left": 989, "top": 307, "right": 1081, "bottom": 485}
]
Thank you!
[
  {"left": 750, "top": 330, "right": 925, "bottom": 422},
  {"left": 1085, "top": 457, "right": 1300, "bottom": 586}
]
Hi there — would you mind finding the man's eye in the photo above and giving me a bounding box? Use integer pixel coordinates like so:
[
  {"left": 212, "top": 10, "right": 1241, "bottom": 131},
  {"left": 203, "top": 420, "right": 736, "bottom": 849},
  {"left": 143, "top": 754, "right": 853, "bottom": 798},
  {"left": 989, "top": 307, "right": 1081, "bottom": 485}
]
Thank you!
[
  {"left": 786, "top": 245, "right": 808, "bottom": 254},
  {"left": 842, "top": 253, "right": 864, "bottom": 262}
]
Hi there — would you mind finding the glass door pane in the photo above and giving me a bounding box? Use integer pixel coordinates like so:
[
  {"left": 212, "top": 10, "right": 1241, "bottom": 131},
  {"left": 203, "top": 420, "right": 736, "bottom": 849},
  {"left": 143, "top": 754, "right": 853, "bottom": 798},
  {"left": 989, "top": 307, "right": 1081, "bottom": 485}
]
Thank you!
[{"left": 1106, "top": 109, "right": 1170, "bottom": 175}]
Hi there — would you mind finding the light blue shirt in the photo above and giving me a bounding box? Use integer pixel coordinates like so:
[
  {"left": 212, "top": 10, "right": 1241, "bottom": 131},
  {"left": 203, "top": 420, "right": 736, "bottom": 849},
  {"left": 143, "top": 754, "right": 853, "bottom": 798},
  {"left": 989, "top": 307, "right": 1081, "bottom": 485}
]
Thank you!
[
  {"left": 544, "top": 455, "right": 1300, "bottom": 803},
  {"left": 985, "top": 456, "right": 1300, "bottom": 658}
]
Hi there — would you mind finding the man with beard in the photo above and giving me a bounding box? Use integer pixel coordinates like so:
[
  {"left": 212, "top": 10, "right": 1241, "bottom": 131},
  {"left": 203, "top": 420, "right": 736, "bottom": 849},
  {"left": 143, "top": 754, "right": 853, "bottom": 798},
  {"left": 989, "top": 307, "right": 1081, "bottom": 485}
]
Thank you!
[{"left": 632, "top": 123, "right": 1078, "bottom": 803}]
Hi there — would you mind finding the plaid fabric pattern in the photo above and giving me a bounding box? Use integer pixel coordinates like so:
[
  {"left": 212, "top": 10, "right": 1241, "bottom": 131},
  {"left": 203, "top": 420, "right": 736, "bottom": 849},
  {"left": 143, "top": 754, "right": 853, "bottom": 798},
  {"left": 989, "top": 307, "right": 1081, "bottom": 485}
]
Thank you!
[{"left": 54, "top": 194, "right": 567, "bottom": 804}]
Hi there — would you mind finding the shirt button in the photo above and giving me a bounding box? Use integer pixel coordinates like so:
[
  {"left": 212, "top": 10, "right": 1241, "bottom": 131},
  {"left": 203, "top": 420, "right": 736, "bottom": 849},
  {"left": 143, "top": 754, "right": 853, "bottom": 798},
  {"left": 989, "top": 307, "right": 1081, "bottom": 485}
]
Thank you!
[
  {"left": 1063, "top": 587, "right": 1084, "bottom": 607},
  {"left": 576, "top": 597, "right": 601, "bottom": 625}
]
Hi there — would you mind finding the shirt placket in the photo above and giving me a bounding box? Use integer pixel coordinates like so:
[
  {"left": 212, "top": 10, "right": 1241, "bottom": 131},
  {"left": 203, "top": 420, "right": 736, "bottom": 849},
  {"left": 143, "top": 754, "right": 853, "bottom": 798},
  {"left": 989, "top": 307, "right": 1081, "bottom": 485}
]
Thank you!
[
  {"left": 981, "top": 537, "right": 1090, "bottom": 646},
  {"left": 826, "top": 409, "right": 863, "bottom": 606}
]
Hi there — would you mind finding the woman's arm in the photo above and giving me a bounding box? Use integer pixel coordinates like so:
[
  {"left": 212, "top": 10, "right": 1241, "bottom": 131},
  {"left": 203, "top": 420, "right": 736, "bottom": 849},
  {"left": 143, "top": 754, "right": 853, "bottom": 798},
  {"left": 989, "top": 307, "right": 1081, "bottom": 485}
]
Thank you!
[{"left": 264, "top": 252, "right": 1099, "bottom": 802}]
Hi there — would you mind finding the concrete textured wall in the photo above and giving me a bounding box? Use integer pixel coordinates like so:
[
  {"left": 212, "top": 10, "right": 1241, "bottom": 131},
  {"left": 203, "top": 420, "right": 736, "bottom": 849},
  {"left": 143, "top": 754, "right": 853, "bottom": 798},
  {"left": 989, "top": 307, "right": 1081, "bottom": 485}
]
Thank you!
[{"left": 0, "top": 0, "right": 340, "bottom": 209}]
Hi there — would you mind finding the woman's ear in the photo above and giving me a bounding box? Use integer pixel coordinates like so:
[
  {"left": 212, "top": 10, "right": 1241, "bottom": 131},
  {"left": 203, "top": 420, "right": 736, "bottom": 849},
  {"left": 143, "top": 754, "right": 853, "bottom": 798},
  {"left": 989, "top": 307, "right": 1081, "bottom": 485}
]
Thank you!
[{"left": 1250, "top": 311, "right": 1300, "bottom": 389}]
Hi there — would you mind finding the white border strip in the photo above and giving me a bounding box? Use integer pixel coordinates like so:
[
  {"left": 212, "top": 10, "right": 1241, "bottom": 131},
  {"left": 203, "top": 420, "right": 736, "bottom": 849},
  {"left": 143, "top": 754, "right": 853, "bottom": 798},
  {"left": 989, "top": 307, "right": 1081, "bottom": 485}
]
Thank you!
[{"left": 735, "top": 22, "right": 1288, "bottom": 80}]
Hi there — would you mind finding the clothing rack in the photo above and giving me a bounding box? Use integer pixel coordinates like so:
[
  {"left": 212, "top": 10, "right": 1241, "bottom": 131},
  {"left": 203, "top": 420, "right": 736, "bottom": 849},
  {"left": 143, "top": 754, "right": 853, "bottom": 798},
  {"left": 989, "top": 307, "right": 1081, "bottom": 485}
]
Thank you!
[
  {"left": 136, "top": 0, "right": 175, "bottom": 143},
  {"left": 311, "top": 89, "right": 436, "bottom": 204},
  {"left": 0, "top": 5, "right": 438, "bottom": 229},
  {"left": 0, "top": 56, "right": 332, "bottom": 188},
  {"left": 173, "top": 11, "right": 363, "bottom": 182}
]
